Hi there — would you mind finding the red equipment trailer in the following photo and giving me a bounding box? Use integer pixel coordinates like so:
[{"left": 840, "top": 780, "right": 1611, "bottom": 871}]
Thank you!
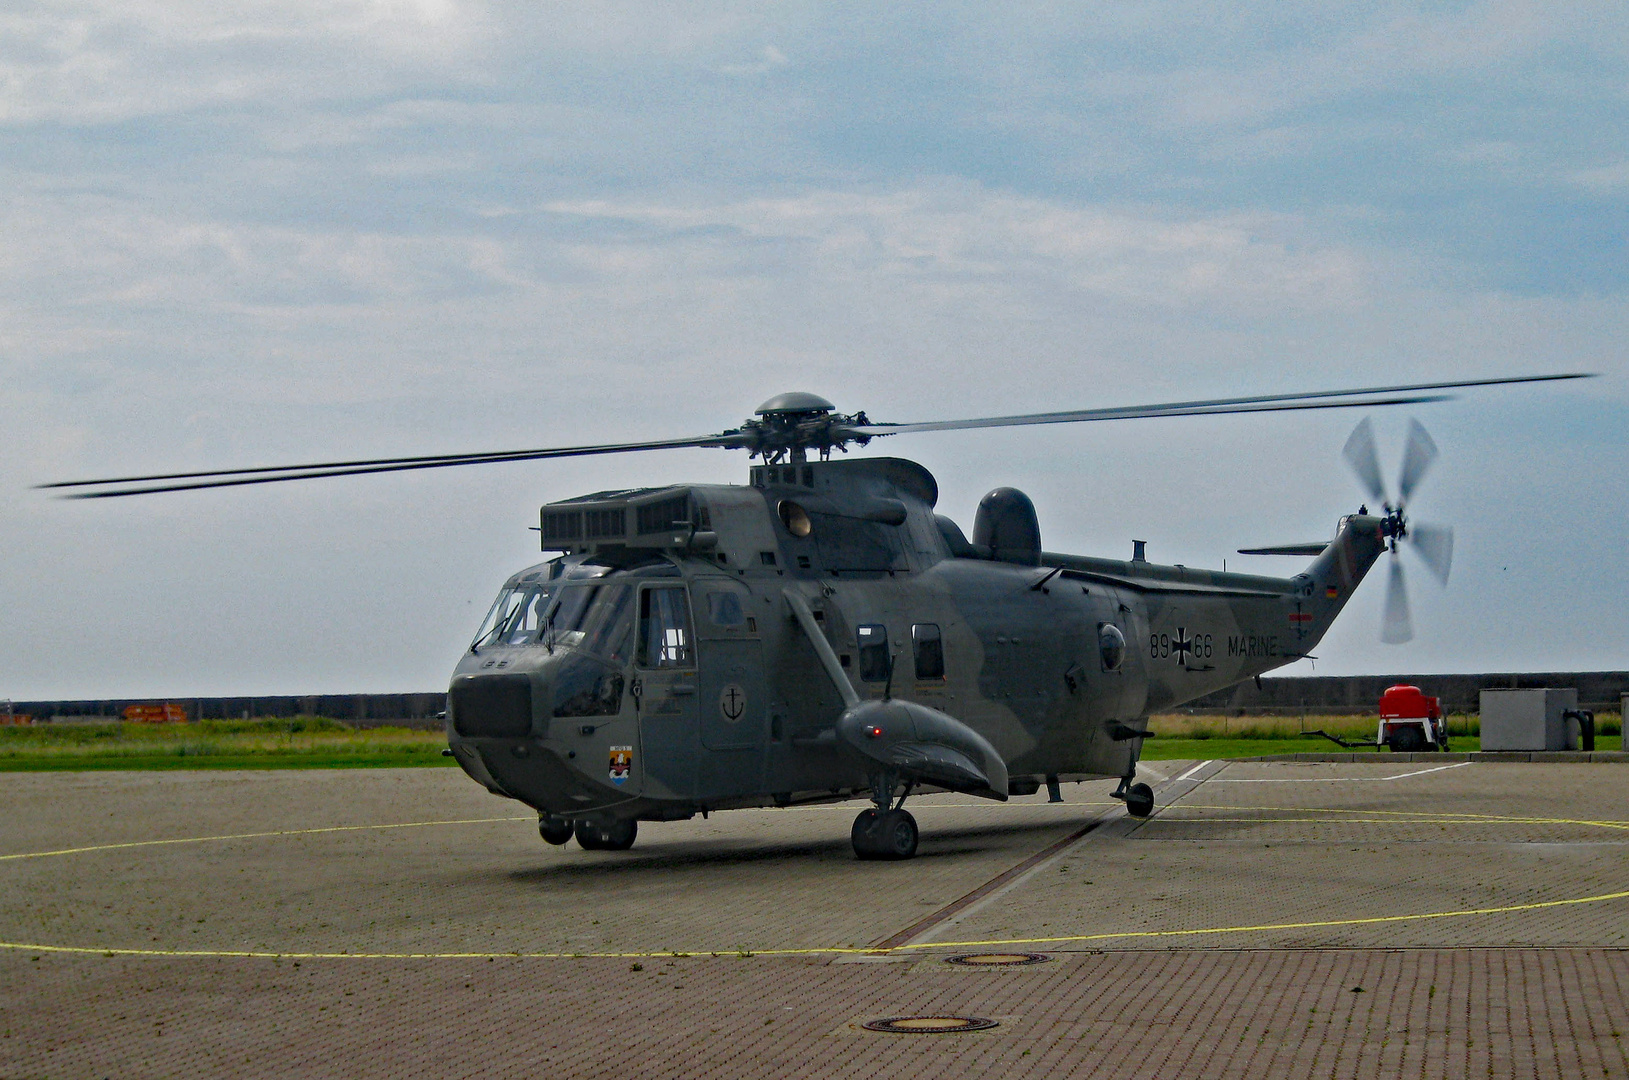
[
  {"left": 1376, "top": 684, "right": 1446, "bottom": 752},
  {"left": 1303, "top": 683, "right": 1449, "bottom": 752}
]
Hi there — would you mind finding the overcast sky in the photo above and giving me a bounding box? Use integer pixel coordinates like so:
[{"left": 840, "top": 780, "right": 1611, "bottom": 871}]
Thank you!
[{"left": 3, "top": 1, "right": 1625, "bottom": 699}]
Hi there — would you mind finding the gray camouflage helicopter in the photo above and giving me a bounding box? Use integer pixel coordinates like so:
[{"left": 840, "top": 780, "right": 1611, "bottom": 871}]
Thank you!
[{"left": 45, "top": 374, "right": 1588, "bottom": 860}]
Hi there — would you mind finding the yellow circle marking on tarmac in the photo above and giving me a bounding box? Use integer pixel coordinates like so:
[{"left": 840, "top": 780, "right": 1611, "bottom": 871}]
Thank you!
[
  {"left": 0, "top": 815, "right": 534, "bottom": 862},
  {"left": 1140, "top": 816, "right": 1629, "bottom": 827},
  {"left": 1, "top": 806, "right": 1626, "bottom": 961},
  {"left": 916, "top": 887, "right": 1629, "bottom": 951}
]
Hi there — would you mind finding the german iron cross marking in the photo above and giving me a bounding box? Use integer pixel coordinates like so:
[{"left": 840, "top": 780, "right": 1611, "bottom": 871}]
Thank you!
[{"left": 1172, "top": 627, "right": 1194, "bottom": 665}]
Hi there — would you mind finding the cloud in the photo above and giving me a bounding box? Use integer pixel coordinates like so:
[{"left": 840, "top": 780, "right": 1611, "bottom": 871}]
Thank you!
[
  {"left": 1570, "top": 160, "right": 1629, "bottom": 192},
  {"left": 713, "top": 43, "right": 788, "bottom": 77},
  {"left": 0, "top": 0, "right": 494, "bottom": 124},
  {"left": 540, "top": 187, "right": 1370, "bottom": 312},
  {"left": 0, "top": 1, "right": 1625, "bottom": 696}
]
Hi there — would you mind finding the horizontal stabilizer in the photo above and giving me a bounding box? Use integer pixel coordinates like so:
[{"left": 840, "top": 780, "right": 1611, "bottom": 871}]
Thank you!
[{"left": 1237, "top": 543, "right": 1327, "bottom": 556}]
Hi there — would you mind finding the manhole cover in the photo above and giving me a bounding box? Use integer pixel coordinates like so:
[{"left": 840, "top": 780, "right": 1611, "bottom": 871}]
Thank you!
[
  {"left": 863, "top": 1016, "right": 999, "bottom": 1034},
  {"left": 944, "top": 952, "right": 1051, "bottom": 967}
]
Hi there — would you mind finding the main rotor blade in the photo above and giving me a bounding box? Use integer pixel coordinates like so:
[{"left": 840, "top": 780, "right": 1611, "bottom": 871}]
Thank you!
[
  {"left": 1342, "top": 418, "right": 1387, "bottom": 504},
  {"left": 42, "top": 370, "right": 1592, "bottom": 499},
  {"left": 47, "top": 434, "right": 740, "bottom": 499},
  {"left": 1397, "top": 419, "right": 1439, "bottom": 503},
  {"left": 1381, "top": 556, "right": 1413, "bottom": 645},
  {"left": 850, "top": 393, "right": 1452, "bottom": 438},
  {"left": 846, "top": 372, "right": 1593, "bottom": 438},
  {"left": 1408, "top": 522, "right": 1455, "bottom": 585}
]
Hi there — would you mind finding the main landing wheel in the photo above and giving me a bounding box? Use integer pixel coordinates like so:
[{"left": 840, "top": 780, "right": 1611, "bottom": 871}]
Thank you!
[
  {"left": 1123, "top": 782, "right": 1154, "bottom": 819},
  {"left": 852, "top": 808, "right": 919, "bottom": 861},
  {"left": 539, "top": 815, "right": 574, "bottom": 846},
  {"left": 575, "top": 817, "right": 638, "bottom": 851}
]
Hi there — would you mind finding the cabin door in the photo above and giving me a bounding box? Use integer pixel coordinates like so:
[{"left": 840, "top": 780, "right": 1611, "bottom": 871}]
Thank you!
[{"left": 634, "top": 584, "right": 700, "bottom": 799}]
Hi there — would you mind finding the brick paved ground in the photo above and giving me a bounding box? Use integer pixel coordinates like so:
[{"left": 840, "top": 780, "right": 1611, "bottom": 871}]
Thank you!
[
  {"left": 1, "top": 761, "right": 1626, "bottom": 1078},
  {"left": 4, "top": 949, "right": 1627, "bottom": 1078}
]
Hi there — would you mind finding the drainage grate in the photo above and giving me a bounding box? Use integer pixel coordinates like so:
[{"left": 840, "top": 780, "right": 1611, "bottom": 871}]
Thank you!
[
  {"left": 863, "top": 1016, "right": 999, "bottom": 1034},
  {"left": 944, "top": 952, "right": 1051, "bottom": 967}
]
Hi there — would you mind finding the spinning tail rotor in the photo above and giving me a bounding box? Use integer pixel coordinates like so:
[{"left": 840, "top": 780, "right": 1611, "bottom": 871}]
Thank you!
[{"left": 1342, "top": 418, "right": 1455, "bottom": 644}]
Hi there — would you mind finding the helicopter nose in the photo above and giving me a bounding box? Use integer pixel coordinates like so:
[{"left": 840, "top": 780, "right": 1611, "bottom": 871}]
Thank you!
[{"left": 448, "top": 672, "right": 536, "bottom": 739}]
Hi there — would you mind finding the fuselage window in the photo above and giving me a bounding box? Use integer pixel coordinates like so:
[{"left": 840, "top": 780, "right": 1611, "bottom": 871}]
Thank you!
[
  {"left": 1098, "top": 623, "right": 1126, "bottom": 672},
  {"left": 857, "top": 624, "right": 890, "bottom": 682},
  {"left": 639, "top": 587, "right": 694, "bottom": 668},
  {"left": 705, "top": 590, "right": 746, "bottom": 628},
  {"left": 912, "top": 623, "right": 944, "bottom": 680}
]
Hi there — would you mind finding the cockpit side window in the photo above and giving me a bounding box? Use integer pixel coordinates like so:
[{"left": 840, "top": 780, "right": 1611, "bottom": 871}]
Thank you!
[{"left": 638, "top": 586, "right": 694, "bottom": 669}]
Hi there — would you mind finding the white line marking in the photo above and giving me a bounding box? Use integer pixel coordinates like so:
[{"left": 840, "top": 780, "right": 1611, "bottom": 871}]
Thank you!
[
  {"left": 1174, "top": 760, "right": 1214, "bottom": 784},
  {"left": 905, "top": 804, "right": 1126, "bottom": 947},
  {"left": 1206, "top": 762, "right": 1471, "bottom": 783},
  {"left": 907, "top": 763, "right": 1209, "bottom": 947}
]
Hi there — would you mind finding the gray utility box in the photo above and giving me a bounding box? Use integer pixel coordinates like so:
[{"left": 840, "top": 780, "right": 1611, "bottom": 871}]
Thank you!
[{"left": 1480, "top": 688, "right": 1579, "bottom": 752}]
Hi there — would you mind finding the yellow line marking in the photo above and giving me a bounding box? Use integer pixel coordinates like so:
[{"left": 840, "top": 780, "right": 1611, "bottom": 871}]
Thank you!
[
  {"left": 0, "top": 804, "right": 1120, "bottom": 862},
  {"left": 0, "top": 940, "right": 872, "bottom": 960},
  {"left": 5, "top": 883, "right": 1627, "bottom": 960},
  {"left": 908, "top": 888, "right": 1629, "bottom": 950},
  {"left": 6, "top": 884, "right": 1629, "bottom": 961},
  {"left": 0, "top": 816, "right": 533, "bottom": 861},
  {"left": 4, "top": 801, "right": 1627, "bottom": 960},
  {"left": 1135, "top": 817, "right": 1629, "bottom": 827},
  {"left": 745, "top": 801, "right": 1120, "bottom": 814}
]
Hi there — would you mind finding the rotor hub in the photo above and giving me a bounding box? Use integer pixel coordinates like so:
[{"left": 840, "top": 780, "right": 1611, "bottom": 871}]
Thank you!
[
  {"left": 735, "top": 392, "right": 873, "bottom": 463},
  {"left": 1380, "top": 504, "right": 1408, "bottom": 547}
]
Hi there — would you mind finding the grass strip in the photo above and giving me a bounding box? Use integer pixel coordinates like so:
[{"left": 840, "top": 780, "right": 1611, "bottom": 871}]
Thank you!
[
  {"left": 1142, "top": 737, "right": 1483, "bottom": 760},
  {"left": 0, "top": 753, "right": 458, "bottom": 772},
  {"left": 0, "top": 714, "right": 1616, "bottom": 772}
]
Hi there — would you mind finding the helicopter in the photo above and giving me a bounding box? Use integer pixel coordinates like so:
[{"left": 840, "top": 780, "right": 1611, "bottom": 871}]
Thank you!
[{"left": 43, "top": 373, "right": 1590, "bottom": 860}]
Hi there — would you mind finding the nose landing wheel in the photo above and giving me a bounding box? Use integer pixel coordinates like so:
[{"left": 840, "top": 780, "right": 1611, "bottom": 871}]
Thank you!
[
  {"left": 852, "top": 808, "right": 919, "bottom": 860},
  {"left": 538, "top": 814, "right": 574, "bottom": 846},
  {"left": 575, "top": 817, "right": 638, "bottom": 851}
]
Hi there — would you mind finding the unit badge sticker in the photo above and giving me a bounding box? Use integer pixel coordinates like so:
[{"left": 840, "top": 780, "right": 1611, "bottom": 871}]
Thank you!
[{"left": 609, "top": 746, "right": 632, "bottom": 785}]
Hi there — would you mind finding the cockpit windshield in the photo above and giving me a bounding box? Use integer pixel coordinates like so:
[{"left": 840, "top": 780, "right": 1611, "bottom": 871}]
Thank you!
[
  {"left": 470, "top": 574, "right": 634, "bottom": 660},
  {"left": 472, "top": 584, "right": 554, "bottom": 648},
  {"left": 540, "top": 583, "right": 634, "bottom": 660}
]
